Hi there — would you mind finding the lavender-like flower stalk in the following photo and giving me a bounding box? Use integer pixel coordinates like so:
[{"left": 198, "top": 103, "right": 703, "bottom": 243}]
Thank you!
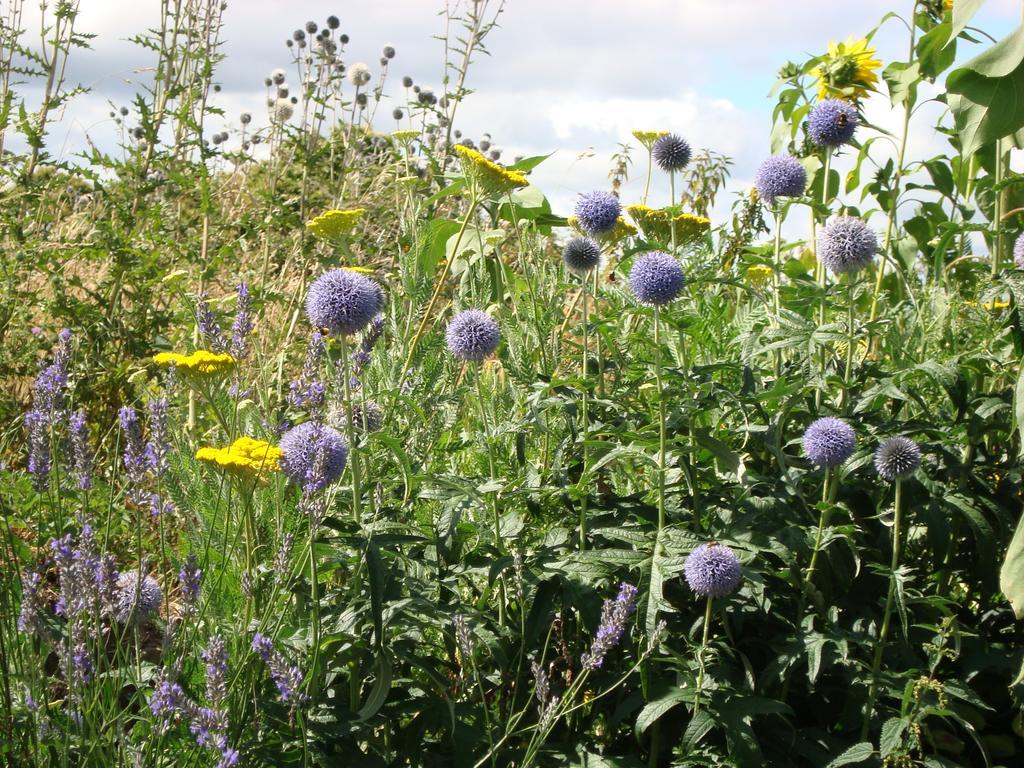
[
  {"left": 179, "top": 554, "right": 202, "bottom": 615},
  {"left": 68, "top": 411, "right": 93, "bottom": 490},
  {"left": 229, "top": 282, "right": 253, "bottom": 360},
  {"left": 581, "top": 582, "right": 639, "bottom": 671},
  {"left": 196, "top": 294, "right": 226, "bottom": 352},
  {"left": 251, "top": 633, "right": 308, "bottom": 710},
  {"left": 17, "top": 571, "right": 45, "bottom": 636},
  {"left": 288, "top": 332, "right": 327, "bottom": 413}
]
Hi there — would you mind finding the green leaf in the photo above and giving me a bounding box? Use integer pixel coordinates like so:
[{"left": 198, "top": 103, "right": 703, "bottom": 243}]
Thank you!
[
  {"left": 950, "top": 0, "right": 986, "bottom": 43},
  {"left": 947, "top": 25, "right": 1024, "bottom": 156},
  {"left": 825, "top": 742, "right": 875, "bottom": 767},
  {"left": 1000, "top": 511, "right": 1024, "bottom": 618},
  {"left": 355, "top": 652, "right": 393, "bottom": 721},
  {"left": 634, "top": 687, "right": 689, "bottom": 736},
  {"left": 1014, "top": 356, "right": 1024, "bottom": 457},
  {"left": 880, "top": 717, "right": 908, "bottom": 758}
]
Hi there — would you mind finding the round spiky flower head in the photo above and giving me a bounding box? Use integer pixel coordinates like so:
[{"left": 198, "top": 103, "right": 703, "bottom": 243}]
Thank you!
[
  {"left": 803, "top": 416, "right": 856, "bottom": 468},
  {"left": 574, "top": 191, "right": 621, "bottom": 236},
  {"left": 1014, "top": 233, "right": 1024, "bottom": 269},
  {"left": 563, "top": 237, "right": 602, "bottom": 276},
  {"left": 754, "top": 155, "right": 807, "bottom": 204},
  {"left": 306, "top": 268, "right": 382, "bottom": 336},
  {"left": 807, "top": 99, "right": 858, "bottom": 147},
  {"left": 652, "top": 133, "right": 692, "bottom": 172},
  {"left": 446, "top": 309, "right": 500, "bottom": 362},
  {"left": 326, "top": 15, "right": 340, "bottom": 29},
  {"left": 348, "top": 62, "right": 371, "bottom": 86},
  {"left": 684, "top": 543, "right": 742, "bottom": 599},
  {"left": 115, "top": 570, "right": 163, "bottom": 624},
  {"left": 818, "top": 216, "right": 877, "bottom": 275},
  {"left": 271, "top": 68, "right": 286, "bottom": 85},
  {"left": 629, "top": 251, "right": 684, "bottom": 305},
  {"left": 874, "top": 436, "right": 920, "bottom": 481},
  {"left": 279, "top": 422, "right": 348, "bottom": 492}
]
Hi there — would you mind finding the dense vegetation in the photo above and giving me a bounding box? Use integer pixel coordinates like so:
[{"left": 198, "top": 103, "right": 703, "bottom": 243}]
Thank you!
[{"left": 2, "top": 1, "right": 1024, "bottom": 766}]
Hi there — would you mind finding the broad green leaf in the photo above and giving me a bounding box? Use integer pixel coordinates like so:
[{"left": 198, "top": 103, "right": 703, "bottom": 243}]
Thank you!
[
  {"left": 947, "top": 24, "right": 1024, "bottom": 156},
  {"left": 880, "top": 717, "right": 908, "bottom": 757},
  {"left": 825, "top": 742, "right": 875, "bottom": 767},
  {"left": 634, "top": 687, "right": 689, "bottom": 736},
  {"left": 950, "top": 0, "right": 986, "bottom": 43},
  {"left": 1000, "top": 511, "right": 1024, "bottom": 619}
]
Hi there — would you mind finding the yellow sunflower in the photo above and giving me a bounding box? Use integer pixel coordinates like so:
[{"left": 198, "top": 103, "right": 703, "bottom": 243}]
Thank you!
[{"left": 813, "top": 37, "right": 881, "bottom": 102}]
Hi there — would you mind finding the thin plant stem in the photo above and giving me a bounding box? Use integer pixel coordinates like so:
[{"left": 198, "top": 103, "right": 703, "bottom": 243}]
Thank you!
[
  {"left": 694, "top": 595, "right": 714, "bottom": 715},
  {"left": 861, "top": 478, "right": 904, "bottom": 739},
  {"left": 474, "top": 364, "right": 505, "bottom": 626},
  {"left": 654, "top": 306, "right": 666, "bottom": 534},
  {"left": 400, "top": 197, "right": 479, "bottom": 381},
  {"left": 579, "top": 274, "right": 589, "bottom": 551},
  {"left": 339, "top": 334, "right": 363, "bottom": 523}
]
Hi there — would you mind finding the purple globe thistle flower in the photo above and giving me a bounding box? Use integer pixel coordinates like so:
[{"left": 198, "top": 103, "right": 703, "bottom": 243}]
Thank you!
[
  {"left": 652, "top": 133, "right": 692, "bottom": 172},
  {"left": 629, "top": 251, "right": 685, "bottom": 305},
  {"left": 818, "top": 216, "right": 877, "bottom": 275},
  {"left": 581, "top": 582, "right": 639, "bottom": 671},
  {"left": 279, "top": 422, "right": 348, "bottom": 493},
  {"left": 115, "top": 570, "right": 163, "bottom": 624},
  {"left": 803, "top": 416, "right": 856, "bottom": 468},
  {"left": 305, "top": 268, "right": 382, "bottom": 336},
  {"left": 574, "top": 191, "right": 621, "bottom": 236},
  {"left": 1014, "top": 233, "right": 1024, "bottom": 269},
  {"left": 446, "top": 309, "right": 500, "bottom": 362},
  {"left": 684, "top": 543, "right": 742, "bottom": 598},
  {"left": 874, "top": 436, "right": 921, "bottom": 481},
  {"left": 754, "top": 155, "right": 807, "bottom": 204},
  {"left": 563, "top": 237, "right": 602, "bottom": 276},
  {"left": 807, "top": 99, "right": 858, "bottom": 148}
]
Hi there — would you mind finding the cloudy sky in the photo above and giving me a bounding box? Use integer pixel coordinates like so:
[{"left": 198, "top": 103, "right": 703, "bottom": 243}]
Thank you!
[{"left": 15, "top": 0, "right": 1023, "bottom": 217}]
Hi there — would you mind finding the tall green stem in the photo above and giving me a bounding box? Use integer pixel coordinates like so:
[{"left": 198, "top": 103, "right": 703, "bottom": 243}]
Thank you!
[
  {"left": 861, "top": 478, "right": 904, "bottom": 739},
  {"left": 579, "top": 276, "right": 589, "bottom": 551},
  {"left": 869, "top": 12, "right": 918, "bottom": 322},
  {"left": 992, "top": 138, "right": 1006, "bottom": 278},
  {"left": 654, "top": 306, "right": 667, "bottom": 534},
  {"left": 339, "top": 335, "right": 362, "bottom": 522},
  {"left": 694, "top": 596, "right": 714, "bottom": 715},
  {"left": 474, "top": 365, "right": 505, "bottom": 626}
]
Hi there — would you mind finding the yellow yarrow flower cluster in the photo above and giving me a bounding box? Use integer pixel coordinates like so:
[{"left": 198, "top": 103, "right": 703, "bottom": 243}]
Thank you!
[
  {"left": 391, "top": 129, "right": 419, "bottom": 143},
  {"left": 567, "top": 215, "right": 637, "bottom": 245},
  {"left": 813, "top": 37, "right": 881, "bottom": 102},
  {"left": 631, "top": 130, "right": 669, "bottom": 150},
  {"left": 153, "top": 350, "right": 236, "bottom": 376},
  {"left": 745, "top": 264, "right": 774, "bottom": 287},
  {"left": 196, "top": 437, "right": 283, "bottom": 480},
  {"left": 453, "top": 144, "right": 528, "bottom": 196},
  {"left": 306, "top": 208, "right": 365, "bottom": 239},
  {"left": 625, "top": 205, "right": 710, "bottom": 245}
]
